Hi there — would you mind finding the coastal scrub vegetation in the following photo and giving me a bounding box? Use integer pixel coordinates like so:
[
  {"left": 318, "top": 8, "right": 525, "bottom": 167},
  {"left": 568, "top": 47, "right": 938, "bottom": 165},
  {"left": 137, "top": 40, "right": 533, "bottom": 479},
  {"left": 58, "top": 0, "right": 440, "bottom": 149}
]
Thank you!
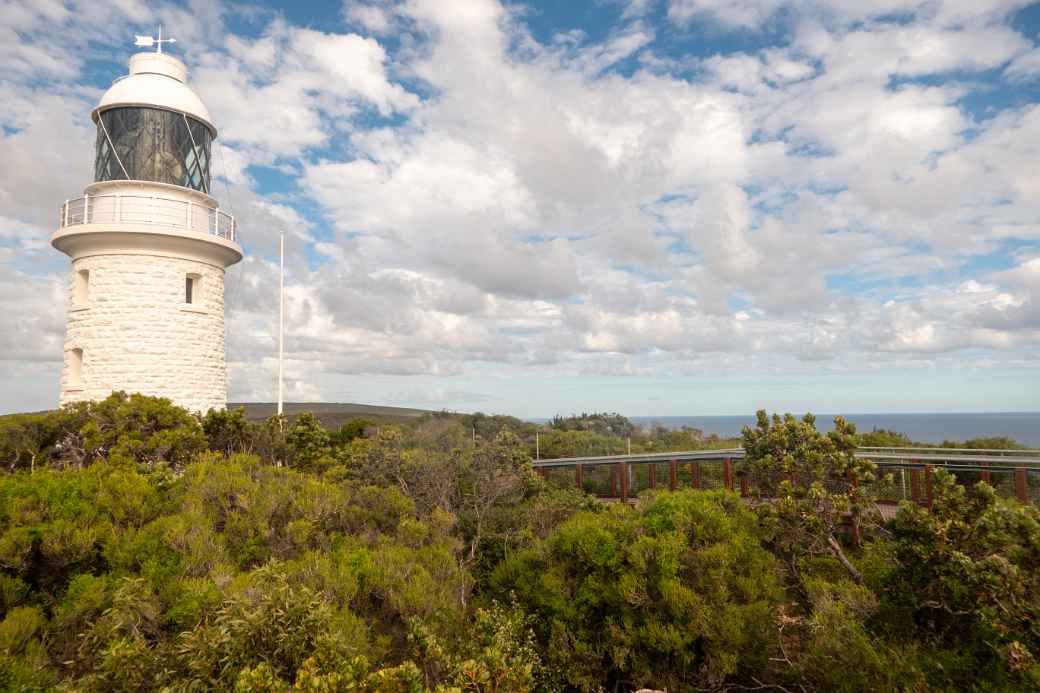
[{"left": 0, "top": 393, "right": 1037, "bottom": 691}]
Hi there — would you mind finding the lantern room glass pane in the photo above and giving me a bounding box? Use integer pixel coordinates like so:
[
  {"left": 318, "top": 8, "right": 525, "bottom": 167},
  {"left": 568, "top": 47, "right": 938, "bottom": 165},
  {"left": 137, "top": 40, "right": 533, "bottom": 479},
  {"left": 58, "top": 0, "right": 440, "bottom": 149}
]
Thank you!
[{"left": 95, "top": 107, "right": 212, "bottom": 192}]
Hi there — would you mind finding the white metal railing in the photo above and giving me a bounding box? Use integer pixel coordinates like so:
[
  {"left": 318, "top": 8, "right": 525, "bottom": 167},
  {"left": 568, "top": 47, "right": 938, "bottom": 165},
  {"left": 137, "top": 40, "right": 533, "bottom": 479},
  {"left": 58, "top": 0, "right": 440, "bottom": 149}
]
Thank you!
[{"left": 59, "top": 193, "right": 237, "bottom": 242}]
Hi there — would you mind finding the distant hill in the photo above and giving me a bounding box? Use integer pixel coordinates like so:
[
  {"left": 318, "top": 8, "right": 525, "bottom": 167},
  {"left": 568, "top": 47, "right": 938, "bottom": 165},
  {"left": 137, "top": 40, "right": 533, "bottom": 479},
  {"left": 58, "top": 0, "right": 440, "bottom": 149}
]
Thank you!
[{"left": 229, "top": 402, "right": 437, "bottom": 429}]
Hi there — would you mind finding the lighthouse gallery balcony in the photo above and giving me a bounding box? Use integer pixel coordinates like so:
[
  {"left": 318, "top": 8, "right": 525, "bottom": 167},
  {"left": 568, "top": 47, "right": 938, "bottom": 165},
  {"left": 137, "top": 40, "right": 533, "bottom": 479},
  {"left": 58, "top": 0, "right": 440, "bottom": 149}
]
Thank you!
[{"left": 59, "top": 191, "right": 237, "bottom": 243}]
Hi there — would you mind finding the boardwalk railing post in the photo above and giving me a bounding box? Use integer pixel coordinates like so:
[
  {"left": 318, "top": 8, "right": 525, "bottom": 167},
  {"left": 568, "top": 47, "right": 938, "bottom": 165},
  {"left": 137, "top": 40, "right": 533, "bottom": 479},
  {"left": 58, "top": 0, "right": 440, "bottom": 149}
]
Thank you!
[
  {"left": 576, "top": 464, "right": 583, "bottom": 492},
  {"left": 925, "top": 465, "right": 934, "bottom": 509},
  {"left": 739, "top": 474, "right": 749, "bottom": 498},
  {"left": 649, "top": 464, "right": 657, "bottom": 489},
  {"left": 1015, "top": 468, "right": 1029, "bottom": 503},
  {"left": 611, "top": 464, "right": 618, "bottom": 497},
  {"left": 691, "top": 462, "right": 701, "bottom": 489},
  {"left": 620, "top": 462, "right": 629, "bottom": 502},
  {"left": 670, "top": 460, "right": 678, "bottom": 491},
  {"left": 723, "top": 458, "right": 733, "bottom": 491},
  {"left": 910, "top": 468, "right": 922, "bottom": 505},
  {"left": 981, "top": 462, "right": 992, "bottom": 485}
]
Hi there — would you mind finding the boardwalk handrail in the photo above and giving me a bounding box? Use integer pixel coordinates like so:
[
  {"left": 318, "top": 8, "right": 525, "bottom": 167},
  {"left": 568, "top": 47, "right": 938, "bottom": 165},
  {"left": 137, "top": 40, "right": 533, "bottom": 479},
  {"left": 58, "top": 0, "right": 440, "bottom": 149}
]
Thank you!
[
  {"left": 531, "top": 447, "right": 1039, "bottom": 504},
  {"left": 859, "top": 446, "right": 1039, "bottom": 455},
  {"left": 533, "top": 448, "right": 1040, "bottom": 470},
  {"left": 532, "top": 448, "right": 744, "bottom": 468},
  {"left": 855, "top": 451, "right": 1040, "bottom": 467}
]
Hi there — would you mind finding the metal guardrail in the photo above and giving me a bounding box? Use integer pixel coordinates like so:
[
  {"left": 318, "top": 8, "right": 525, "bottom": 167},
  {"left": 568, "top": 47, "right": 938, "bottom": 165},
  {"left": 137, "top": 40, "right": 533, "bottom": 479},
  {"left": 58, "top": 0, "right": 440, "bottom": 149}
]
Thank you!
[
  {"left": 59, "top": 193, "right": 237, "bottom": 242},
  {"left": 859, "top": 446, "right": 1040, "bottom": 457},
  {"left": 533, "top": 449, "right": 1040, "bottom": 470},
  {"left": 531, "top": 448, "right": 745, "bottom": 468},
  {"left": 532, "top": 448, "right": 1040, "bottom": 504}
]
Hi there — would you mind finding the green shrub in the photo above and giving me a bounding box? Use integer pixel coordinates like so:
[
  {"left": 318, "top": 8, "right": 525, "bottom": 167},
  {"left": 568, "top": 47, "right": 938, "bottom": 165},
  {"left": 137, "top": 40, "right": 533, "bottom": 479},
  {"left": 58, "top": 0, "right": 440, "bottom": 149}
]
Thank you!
[
  {"left": 173, "top": 563, "right": 370, "bottom": 689},
  {"left": 0, "top": 605, "right": 54, "bottom": 691},
  {"left": 493, "top": 490, "right": 782, "bottom": 691},
  {"left": 286, "top": 412, "right": 333, "bottom": 472},
  {"left": 882, "top": 472, "right": 1040, "bottom": 688}
]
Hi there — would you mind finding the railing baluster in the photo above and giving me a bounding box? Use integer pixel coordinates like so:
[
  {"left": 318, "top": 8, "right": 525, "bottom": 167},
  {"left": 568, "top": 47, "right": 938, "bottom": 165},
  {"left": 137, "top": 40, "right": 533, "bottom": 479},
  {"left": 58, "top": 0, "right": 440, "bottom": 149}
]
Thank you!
[
  {"left": 1016, "top": 468, "right": 1029, "bottom": 503},
  {"left": 910, "top": 468, "right": 922, "bottom": 505},
  {"left": 925, "top": 465, "right": 934, "bottom": 508}
]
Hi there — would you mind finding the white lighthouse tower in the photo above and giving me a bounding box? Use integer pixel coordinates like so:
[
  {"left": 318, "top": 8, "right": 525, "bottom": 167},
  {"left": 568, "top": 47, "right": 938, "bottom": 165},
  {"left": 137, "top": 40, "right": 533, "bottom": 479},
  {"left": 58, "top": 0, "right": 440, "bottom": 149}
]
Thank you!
[{"left": 52, "top": 36, "right": 243, "bottom": 413}]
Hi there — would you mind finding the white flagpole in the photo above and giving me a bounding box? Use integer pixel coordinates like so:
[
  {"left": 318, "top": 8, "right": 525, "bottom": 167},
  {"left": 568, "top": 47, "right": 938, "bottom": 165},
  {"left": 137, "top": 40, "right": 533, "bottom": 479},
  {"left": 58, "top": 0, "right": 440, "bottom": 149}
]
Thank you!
[{"left": 277, "top": 230, "right": 284, "bottom": 417}]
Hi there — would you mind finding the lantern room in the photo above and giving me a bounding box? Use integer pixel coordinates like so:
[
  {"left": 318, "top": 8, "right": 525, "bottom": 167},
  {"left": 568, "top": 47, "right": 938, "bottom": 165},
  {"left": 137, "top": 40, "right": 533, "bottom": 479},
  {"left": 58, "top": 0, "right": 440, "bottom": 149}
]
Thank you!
[{"left": 91, "top": 52, "right": 217, "bottom": 193}]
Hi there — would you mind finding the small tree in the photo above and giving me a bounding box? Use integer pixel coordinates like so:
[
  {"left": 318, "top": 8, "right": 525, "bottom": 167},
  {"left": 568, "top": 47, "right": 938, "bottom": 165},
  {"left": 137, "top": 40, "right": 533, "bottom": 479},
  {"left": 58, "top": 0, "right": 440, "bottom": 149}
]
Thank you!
[
  {"left": 201, "top": 407, "right": 254, "bottom": 456},
  {"left": 330, "top": 418, "right": 374, "bottom": 447},
  {"left": 285, "top": 413, "right": 332, "bottom": 473},
  {"left": 50, "top": 392, "right": 206, "bottom": 470},
  {"left": 742, "top": 411, "right": 879, "bottom": 585},
  {"left": 0, "top": 413, "right": 56, "bottom": 473},
  {"left": 457, "top": 431, "right": 532, "bottom": 565},
  {"left": 883, "top": 471, "right": 1040, "bottom": 687}
]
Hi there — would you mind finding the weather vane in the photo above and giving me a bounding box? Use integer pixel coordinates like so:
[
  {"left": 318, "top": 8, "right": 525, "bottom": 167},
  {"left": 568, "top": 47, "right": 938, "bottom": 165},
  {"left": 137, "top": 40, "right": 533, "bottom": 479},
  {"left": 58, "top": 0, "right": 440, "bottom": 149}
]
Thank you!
[{"left": 134, "top": 25, "right": 176, "bottom": 54}]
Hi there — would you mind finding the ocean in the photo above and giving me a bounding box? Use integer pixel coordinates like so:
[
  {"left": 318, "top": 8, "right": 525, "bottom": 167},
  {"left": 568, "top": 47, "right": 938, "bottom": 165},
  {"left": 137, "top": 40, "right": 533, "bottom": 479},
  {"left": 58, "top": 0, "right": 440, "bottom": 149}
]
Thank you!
[{"left": 629, "top": 412, "right": 1040, "bottom": 448}]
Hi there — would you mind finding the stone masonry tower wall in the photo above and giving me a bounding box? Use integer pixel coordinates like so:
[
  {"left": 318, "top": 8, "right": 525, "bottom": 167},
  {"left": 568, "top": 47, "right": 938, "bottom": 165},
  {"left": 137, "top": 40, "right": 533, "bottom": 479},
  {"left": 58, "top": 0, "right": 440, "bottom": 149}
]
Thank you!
[
  {"left": 52, "top": 49, "right": 243, "bottom": 413},
  {"left": 62, "top": 254, "right": 227, "bottom": 412}
]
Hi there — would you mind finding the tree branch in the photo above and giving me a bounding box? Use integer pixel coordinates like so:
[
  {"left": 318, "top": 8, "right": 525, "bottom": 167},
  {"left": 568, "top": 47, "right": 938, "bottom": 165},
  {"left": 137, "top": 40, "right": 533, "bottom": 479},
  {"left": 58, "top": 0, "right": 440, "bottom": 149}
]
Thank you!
[{"left": 827, "top": 534, "right": 864, "bottom": 584}]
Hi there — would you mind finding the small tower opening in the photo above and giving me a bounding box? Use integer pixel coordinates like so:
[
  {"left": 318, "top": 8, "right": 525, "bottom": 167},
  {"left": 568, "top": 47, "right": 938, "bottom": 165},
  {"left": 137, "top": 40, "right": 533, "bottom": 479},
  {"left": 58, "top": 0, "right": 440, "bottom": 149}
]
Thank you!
[
  {"left": 69, "top": 348, "right": 84, "bottom": 386},
  {"left": 185, "top": 273, "right": 201, "bottom": 304},
  {"left": 74, "top": 269, "right": 90, "bottom": 305}
]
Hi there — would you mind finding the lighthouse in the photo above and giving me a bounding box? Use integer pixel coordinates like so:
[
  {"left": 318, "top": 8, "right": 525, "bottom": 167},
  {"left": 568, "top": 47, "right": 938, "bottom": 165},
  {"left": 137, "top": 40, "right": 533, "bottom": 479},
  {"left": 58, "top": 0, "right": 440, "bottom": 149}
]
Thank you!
[{"left": 51, "top": 37, "right": 243, "bottom": 413}]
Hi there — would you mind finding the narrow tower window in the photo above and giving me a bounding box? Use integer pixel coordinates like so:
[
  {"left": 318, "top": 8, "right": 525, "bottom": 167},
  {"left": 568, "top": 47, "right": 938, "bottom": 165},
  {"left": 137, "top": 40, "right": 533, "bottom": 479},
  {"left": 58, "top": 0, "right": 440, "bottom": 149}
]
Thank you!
[
  {"left": 69, "top": 348, "right": 84, "bottom": 386},
  {"left": 74, "top": 269, "right": 89, "bottom": 305},
  {"left": 185, "top": 273, "right": 201, "bottom": 304}
]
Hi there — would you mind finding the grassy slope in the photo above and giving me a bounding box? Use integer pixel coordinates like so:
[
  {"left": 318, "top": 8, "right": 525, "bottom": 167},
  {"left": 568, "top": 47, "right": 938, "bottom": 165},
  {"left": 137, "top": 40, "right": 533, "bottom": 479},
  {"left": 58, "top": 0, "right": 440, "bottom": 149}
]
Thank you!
[{"left": 229, "top": 402, "right": 437, "bottom": 428}]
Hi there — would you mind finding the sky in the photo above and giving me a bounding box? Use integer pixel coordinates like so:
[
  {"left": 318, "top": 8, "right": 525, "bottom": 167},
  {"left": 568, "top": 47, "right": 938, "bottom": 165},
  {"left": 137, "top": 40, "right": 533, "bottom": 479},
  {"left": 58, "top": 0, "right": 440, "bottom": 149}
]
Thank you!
[{"left": 1, "top": 0, "right": 1039, "bottom": 418}]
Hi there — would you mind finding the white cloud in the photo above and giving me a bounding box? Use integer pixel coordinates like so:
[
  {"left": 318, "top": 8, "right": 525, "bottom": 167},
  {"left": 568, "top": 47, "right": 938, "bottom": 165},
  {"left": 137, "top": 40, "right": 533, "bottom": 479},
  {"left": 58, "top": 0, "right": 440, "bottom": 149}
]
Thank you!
[
  {"left": 1005, "top": 46, "right": 1040, "bottom": 82},
  {"left": 344, "top": 2, "right": 394, "bottom": 34},
  {"left": 668, "top": 0, "right": 785, "bottom": 29},
  {"left": 192, "top": 22, "right": 418, "bottom": 158},
  {"left": 1, "top": 0, "right": 1038, "bottom": 413},
  {"left": 668, "top": 0, "right": 1035, "bottom": 30}
]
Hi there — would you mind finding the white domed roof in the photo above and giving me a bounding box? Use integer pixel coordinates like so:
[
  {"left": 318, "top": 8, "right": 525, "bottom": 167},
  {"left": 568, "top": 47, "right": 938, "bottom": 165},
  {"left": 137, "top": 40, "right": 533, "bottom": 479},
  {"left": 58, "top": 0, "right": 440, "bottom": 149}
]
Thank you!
[{"left": 93, "top": 52, "right": 216, "bottom": 136}]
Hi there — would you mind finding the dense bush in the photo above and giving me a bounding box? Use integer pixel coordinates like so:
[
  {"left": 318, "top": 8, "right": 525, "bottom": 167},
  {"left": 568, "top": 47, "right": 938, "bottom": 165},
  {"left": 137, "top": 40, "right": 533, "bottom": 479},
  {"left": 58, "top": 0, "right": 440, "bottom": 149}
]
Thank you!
[
  {"left": 491, "top": 490, "right": 782, "bottom": 691},
  {"left": 0, "top": 394, "right": 1036, "bottom": 691},
  {"left": 880, "top": 471, "right": 1040, "bottom": 687}
]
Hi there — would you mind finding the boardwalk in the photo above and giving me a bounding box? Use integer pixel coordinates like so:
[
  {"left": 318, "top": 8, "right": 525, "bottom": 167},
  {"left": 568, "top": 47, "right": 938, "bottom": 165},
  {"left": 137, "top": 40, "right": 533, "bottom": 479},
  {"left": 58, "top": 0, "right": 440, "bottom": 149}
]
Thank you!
[{"left": 531, "top": 447, "right": 1040, "bottom": 506}]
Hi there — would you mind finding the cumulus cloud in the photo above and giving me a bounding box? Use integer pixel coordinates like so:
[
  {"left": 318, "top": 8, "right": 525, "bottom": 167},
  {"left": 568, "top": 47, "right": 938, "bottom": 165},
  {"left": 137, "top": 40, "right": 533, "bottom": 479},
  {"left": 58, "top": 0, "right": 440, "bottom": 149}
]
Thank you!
[
  {"left": 669, "top": 0, "right": 1035, "bottom": 30},
  {"left": 1, "top": 0, "right": 1038, "bottom": 413},
  {"left": 1005, "top": 47, "right": 1040, "bottom": 81},
  {"left": 192, "top": 22, "right": 419, "bottom": 159}
]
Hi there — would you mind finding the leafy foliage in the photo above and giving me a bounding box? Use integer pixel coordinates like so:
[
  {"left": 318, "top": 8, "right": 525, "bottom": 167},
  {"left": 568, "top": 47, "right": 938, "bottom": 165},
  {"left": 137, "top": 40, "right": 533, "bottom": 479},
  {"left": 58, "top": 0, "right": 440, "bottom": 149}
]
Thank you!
[
  {"left": 548, "top": 412, "right": 635, "bottom": 437},
  {"left": 742, "top": 411, "right": 880, "bottom": 585},
  {"left": 0, "top": 395, "right": 1035, "bottom": 691},
  {"left": 881, "top": 471, "right": 1040, "bottom": 688},
  {"left": 491, "top": 490, "right": 782, "bottom": 691}
]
